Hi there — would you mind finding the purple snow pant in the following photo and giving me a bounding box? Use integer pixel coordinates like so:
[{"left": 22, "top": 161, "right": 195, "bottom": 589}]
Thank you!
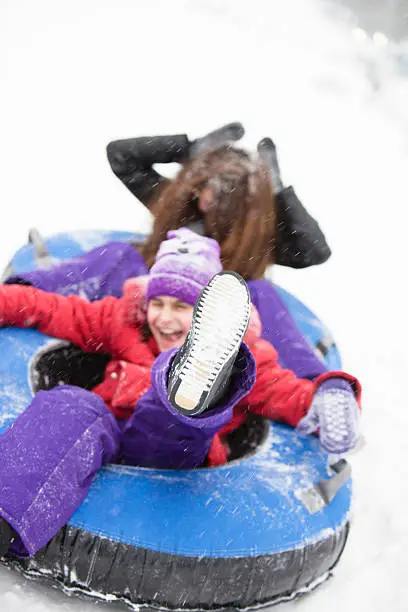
[
  {"left": 0, "top": 345, "right": 255, "bottom": 558},
  {"left": 248, "top": 279, "right": 327, "bottom": 379}
]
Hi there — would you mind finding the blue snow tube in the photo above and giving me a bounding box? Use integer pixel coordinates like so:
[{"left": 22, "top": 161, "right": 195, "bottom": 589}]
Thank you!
[{"left": 0, "top": 230, "right": 350, "bottom": 611}]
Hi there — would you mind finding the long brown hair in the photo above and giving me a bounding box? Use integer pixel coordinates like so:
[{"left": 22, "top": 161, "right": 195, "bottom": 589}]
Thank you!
[{"left": 140, "top": 145, "right": 276, "bottom": 280}]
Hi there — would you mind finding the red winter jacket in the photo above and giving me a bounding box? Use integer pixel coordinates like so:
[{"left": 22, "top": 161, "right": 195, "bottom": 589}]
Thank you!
[{"left": 0, "top": 285, "right": 361, "bottom": 466}]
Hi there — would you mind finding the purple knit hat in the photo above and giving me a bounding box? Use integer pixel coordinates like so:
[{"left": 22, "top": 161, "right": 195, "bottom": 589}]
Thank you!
[{"left": 146, "top": 228, "right": 223, "bottom": 306}]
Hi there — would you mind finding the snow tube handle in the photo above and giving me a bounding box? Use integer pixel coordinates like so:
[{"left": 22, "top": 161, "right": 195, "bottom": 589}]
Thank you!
[
  {"left": 298, "top": 459, "right": 351, "bottom": 514},
  {"left": 28, "top": 228, "right": 54, "bottom": 268}
]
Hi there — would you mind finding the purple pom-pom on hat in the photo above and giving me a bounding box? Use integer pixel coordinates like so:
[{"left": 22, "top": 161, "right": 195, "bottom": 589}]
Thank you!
[{"left": 146, "top": 228, "right": 223, "bottom": 306}]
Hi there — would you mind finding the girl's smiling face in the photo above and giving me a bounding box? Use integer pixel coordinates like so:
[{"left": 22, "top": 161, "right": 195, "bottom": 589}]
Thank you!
[{"left": 147, "top": 296, "right": 193, "bottom": 352}]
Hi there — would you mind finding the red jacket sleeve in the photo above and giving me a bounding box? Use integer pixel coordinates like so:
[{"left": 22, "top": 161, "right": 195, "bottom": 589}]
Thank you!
[
  {"left": 0, "top": 285, "right": 119, "bottom": 354},
  {"left": 245, "top": 338, "right": 362, "bottom": 427},
  {"left": 245, "top": 338, "right": 316, "bottom": 427}
]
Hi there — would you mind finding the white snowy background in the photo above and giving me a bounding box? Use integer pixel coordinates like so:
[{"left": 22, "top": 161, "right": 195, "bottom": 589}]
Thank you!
[{"left": 1, "top": 0, "right": 408, "bottom": 610}]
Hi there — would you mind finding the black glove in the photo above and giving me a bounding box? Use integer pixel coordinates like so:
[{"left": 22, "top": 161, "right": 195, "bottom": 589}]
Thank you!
[
  {"left": 257, "top": 137, "right": 284, "bottom": 195},
  {"left": 189, "top": 122, "right": 245, "bottom": 158}
]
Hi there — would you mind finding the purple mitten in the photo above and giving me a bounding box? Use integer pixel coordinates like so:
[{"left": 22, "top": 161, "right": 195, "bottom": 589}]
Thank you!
[{"left": 296, "top": 379, "right": 360, "bottom": 454}]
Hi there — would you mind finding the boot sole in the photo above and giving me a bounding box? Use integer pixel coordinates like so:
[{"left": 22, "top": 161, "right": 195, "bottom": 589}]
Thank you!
[{"left": 169, "top": 271, "right": 251, "bottom": 416}]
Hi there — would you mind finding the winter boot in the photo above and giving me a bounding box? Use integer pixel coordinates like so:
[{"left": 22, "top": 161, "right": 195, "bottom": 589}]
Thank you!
[
  {"left": 0, "top": 518, "right": 17, "bottom": 557},
  {"left": 168, "top": 271, "right": 251, "bottom": 416}
]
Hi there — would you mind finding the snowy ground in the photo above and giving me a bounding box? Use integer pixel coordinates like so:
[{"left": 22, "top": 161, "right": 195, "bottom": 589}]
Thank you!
[{"left": 1, "top": 0, "right": 408, "bottom": 610}]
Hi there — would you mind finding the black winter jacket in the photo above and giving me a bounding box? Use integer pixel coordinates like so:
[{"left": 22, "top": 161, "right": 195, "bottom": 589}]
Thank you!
[{"left": 106, "top": 134, "right": 331, "bottom": 269}]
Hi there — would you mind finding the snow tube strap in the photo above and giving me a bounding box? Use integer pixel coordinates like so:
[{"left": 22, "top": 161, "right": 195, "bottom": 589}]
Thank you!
[{"left": 298, "top": 459, "right": 351, "bottom": 514}]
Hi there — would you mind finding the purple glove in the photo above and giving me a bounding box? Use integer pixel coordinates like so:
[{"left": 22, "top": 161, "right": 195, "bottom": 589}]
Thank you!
[{"left": 296, "top": 379, "right": 360, "bottom": 454}]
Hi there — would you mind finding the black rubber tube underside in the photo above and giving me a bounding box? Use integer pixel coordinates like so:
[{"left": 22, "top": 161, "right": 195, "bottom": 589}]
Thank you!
[{"left": 3, "top": 521, "right": 349, "bottom": 611}]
